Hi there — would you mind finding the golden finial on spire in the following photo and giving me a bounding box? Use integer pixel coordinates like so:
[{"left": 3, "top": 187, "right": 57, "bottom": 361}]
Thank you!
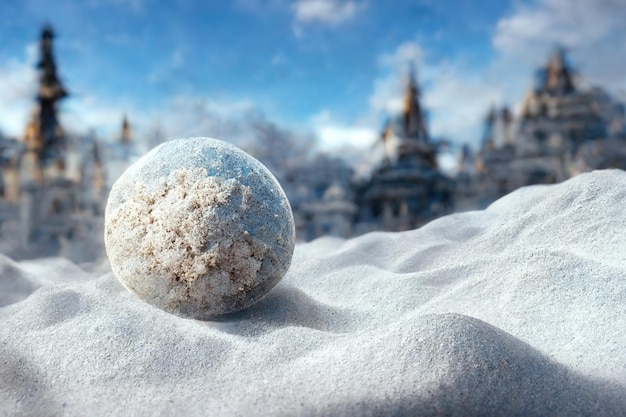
[{"left": 402, "top": 63, "right": 428, "bottom": 141}]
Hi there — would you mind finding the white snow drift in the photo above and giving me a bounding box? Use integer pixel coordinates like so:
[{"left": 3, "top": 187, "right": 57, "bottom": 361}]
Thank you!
[{"left": 1, "top": 170, "right": 625, "bottom": 416}]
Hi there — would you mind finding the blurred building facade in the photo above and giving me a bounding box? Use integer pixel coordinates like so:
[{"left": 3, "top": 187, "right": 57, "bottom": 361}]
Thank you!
[
  {"left": 1, "top": 29, "right": 625, "bottom": 252},
  {"left": 306, "top": 48, "right": 626, "bottom": 239},
  {"left": 352, "top": 69, "right": 453, "bottom": 234},
  {"left": 0, "top": 26, "right": 134, "bottom": 261},
  {"left": 470, "top": 48, "right": 626, "bottom": 205},
  {"left": 294, "top": 69, "right": 454, "bottom": 240}
]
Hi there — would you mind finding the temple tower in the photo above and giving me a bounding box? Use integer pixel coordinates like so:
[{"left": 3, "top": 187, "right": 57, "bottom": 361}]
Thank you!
[
  {"left": 117, "top": 115, "right": 135, "bottom": 162},
  {"left": 17, "top": 25, "right": 75, "bottom": 252},
  {"left": 539, "top": 48, "right": 576, "bottom": 96},
  {"left": 355, "top": 65, "right": 452, "bottom": 233},
  {"left": 382, "top": 67, "right": 436, "bottom": 168},
  {"left": 34, "top": 25, "right": 68, "bottom": 175},
  {"left": 473, "top": 46, "right": 626, "bottom": 207},
  {"left": 402, "top": 65, "right": 429, "bottom": 142},
  {"left": 121, "top": 115, "right": 131, "bottom": 144}
]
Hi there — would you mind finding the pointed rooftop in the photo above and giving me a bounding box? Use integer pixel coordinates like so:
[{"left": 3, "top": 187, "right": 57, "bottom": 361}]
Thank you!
[
  {"left": 481, "top": 105, "right": 497, "bottom": 150},
  {"left": 538, "top": 47, "right": 576, "bottom": 96},
  {"left": 38, "top": 24, "right": 68, "bottom": 103},
  {"left": 35, "top": 24, "right": 68, "bottom": 165},
  {"left": 121, "top": 115, "right": 131, "bottom": 143},
  {"left": 402, "top": 64, "right": 429, "bottom": 142}
]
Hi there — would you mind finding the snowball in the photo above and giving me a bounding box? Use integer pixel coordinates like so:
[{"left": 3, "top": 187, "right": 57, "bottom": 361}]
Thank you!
[{"left": 104, "top": 137, "right": 295, "bottom": 319}]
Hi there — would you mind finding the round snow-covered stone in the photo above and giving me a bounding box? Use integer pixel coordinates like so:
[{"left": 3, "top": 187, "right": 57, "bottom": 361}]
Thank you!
[{"left": 104, "top": 137, "right": 295, "bottom": 319}]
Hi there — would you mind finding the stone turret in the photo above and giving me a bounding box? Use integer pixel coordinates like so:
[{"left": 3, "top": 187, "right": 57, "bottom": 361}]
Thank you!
[
  {"left": 538, "top": 48, "right": 576, "bottom": 96},
  {"left": 112, "top": 115, "right": 136, "bottom": 163},
  {"left": 121, "top": 116, "right": 131, "bottom": 144},
  {"left": 402, "top": 65, "right": 429, "bottom": 142},
  {"left": 381, "top": 67, "right": 436, "bottom": 169},
  {"left": 521, "top": 48, "right": 577, "bottom": 120},
  {"left": 35, "top": 25, "right": 68, "bottom": 170},
  {"left": 355, "top": 65, "right": 452, "bottom": 234}
]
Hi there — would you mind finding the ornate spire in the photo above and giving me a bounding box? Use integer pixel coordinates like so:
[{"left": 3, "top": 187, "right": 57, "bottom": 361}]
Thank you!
[
  {"left": 36, "top": 24, "right": 68, "bottom": 164},
  {"left": 402, "top": 64, "right": 429, "bottom": 142},
  {"left": 538, "top": 47, "right": 575, "bottom": 95},
  {"left": 121, "top": 115, "right": 131, "bottom": 143},
  {"left": 482, "top": 105, "right": 496, "bottom": 150}
]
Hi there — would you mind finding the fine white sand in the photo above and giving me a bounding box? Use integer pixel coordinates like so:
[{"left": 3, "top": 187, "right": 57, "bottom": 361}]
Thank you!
[{"left": 1, "top": 169, "right": 626, "bottom": 416}]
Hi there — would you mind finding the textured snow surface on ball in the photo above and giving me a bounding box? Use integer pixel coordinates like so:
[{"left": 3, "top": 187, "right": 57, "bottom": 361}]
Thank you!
[{"left": 104, "top": 137, "right": 295, "bottom": 319}]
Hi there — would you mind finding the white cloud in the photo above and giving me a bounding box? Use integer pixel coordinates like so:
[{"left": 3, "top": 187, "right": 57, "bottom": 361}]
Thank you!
[
  {"left": 493, "top": 0, "right": 626, "bottom": 95},
  {"left": 299, "top": 42, "right": 428, "bottom": 167},
  {"left": 0, "top": 47, "right": 290, "bottom": 158},
  {"left": 365, "top": 41, "right": 505, "bottom": 150},
  {"left": 62, "top": 94, "right": 138, "bottom": 140},
  {"left": 494, "top": 0, "right": 625, "bottom": 55},
  {"left": 153, "top": 95, "right": 255, "bottom": 140},
  {"left": 309, "top": 109, "right": 383, "bottom": 175},
  {"left": 311, "top": 109, "right": 377, "bottom": 150},
  {"left": 292, "top": 0, "right": 364, "bottom": 25},
  {"left": 365, "top": 0, "right": 626, "bottom": 152},
  {"left": 377, "top": 42, "right": 423, "bottom": 68},
  {"left": 0, "top": 43, "right": 38, "bottom": 137},
  {"left": 0, "top": 42, "right": 140, "bottom": 142},
  {"left": 423, "top": 64, "right": 502, "bottom": 145},
  {"left": 368, "top": 75, "right": 403, "bottom": 116},
  {"left": 291, "top": 0, "right": 626, "bottom": 170},
  {"left": 369, "top": 41, "right": 423, "bottom": 116}
]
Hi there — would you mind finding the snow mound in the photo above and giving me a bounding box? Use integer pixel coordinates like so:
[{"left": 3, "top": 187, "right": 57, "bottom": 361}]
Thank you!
[{"left": 1, "top": 170, "right": 625, "bottom": 416}]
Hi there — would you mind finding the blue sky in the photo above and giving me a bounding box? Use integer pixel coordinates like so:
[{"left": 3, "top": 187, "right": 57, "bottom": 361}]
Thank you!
[{"left": 1, "top": 0, "right": 625, "bottom": 158}]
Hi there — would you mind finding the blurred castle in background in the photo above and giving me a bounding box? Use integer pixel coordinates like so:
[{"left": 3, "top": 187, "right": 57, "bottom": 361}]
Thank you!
[
  {"left": 0, "top": 26, "right": 136, "bottom": 261},
  {"left": 467, "top": 48, "right": 626, "bottom": 206},
  {"left": 294, "top": 68, "right": 453, "bottom": 239},
  {"left": 296, "top": 48, "right": 626, "bottom": 240},
  {"left": 352, "top": 68, "right": 453, "bottom": 234},
  {"left": 0, "top": 26, "right": 625, "bottom": 259}
]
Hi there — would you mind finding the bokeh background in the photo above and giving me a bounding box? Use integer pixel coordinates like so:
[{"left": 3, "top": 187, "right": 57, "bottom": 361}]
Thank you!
[{"left": 1, "top": 0, "right": 625, "bottom": 262}]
